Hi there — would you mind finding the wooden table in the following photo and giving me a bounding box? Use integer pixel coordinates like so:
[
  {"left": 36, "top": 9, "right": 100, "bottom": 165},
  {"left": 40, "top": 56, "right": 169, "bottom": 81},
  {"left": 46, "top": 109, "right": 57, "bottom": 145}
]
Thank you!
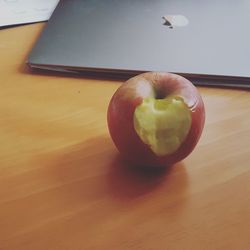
[{"left": 0, "top": 23, "right": 250, "bottom": 250}]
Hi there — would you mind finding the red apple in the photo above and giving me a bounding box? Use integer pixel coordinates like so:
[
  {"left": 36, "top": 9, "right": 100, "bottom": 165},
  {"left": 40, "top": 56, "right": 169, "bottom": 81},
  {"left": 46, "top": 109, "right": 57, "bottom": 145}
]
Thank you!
[{"left": 107, "top": 72, "right": 205, "bottom": 168}]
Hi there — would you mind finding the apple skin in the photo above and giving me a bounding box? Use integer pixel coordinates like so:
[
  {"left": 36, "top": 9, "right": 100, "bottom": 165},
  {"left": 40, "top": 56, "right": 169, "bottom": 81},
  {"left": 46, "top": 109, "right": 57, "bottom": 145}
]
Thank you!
[{"left": 107, "top": 72, "right": 205, "bottom": 168}]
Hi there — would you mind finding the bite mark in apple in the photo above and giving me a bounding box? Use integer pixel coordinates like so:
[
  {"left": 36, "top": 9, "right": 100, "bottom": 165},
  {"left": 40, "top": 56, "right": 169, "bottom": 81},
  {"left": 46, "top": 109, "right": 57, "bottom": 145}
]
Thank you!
[{"left": 134, "top": 96, "right": 191, "bottom": 156}]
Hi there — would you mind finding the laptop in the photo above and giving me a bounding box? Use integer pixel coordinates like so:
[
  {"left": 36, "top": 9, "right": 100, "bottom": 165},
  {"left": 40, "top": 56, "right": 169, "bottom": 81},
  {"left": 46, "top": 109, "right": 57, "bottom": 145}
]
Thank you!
[{"left": 28, "top": 0, "right": 250, "bottom": 88}]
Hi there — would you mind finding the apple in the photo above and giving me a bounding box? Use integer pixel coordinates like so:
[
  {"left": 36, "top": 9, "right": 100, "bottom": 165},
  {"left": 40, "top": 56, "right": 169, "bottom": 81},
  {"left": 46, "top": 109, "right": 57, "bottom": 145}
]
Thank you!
[{"left": 107, "top": 72, "right": 205, "bottom": 168}]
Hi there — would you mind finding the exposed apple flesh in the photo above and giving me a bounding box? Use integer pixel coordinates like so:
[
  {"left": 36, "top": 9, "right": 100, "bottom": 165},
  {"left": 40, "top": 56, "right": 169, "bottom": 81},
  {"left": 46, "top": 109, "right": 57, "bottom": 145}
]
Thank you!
[{"left": 134, "top": 96, "right": 191, "bottom": 156}]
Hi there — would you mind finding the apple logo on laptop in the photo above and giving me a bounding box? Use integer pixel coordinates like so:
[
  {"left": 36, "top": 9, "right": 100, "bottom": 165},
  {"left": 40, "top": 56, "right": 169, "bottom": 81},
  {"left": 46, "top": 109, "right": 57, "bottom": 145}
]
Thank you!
[{"left": 162, "top": 15, "right": 189, "bottom": 29}]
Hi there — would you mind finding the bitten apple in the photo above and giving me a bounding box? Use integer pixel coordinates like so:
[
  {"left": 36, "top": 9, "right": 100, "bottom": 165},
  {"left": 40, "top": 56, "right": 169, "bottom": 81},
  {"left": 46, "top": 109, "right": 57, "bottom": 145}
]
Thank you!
[{"left": 107, "top": 72, "right": 205, "bottom": 167}]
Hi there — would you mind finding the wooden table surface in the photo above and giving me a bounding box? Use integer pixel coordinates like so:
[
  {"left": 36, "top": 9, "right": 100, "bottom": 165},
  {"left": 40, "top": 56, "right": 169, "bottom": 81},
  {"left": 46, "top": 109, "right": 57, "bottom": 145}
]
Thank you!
[{"left": 0, "top": 23, "right": 250, "bottom": 250}]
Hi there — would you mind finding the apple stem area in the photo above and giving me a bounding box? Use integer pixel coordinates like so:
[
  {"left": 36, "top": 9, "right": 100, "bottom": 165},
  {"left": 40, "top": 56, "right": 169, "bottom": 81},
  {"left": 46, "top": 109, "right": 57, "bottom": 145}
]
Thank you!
[{"left": 133, "top": 96, "right": 191, "bottom": 156}]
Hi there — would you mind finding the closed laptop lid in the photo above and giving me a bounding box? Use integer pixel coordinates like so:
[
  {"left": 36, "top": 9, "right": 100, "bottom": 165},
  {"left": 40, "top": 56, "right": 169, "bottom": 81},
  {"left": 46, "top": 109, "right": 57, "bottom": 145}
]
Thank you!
[{"left": 28, "top": 0, "right": 250, "bottom": 87}]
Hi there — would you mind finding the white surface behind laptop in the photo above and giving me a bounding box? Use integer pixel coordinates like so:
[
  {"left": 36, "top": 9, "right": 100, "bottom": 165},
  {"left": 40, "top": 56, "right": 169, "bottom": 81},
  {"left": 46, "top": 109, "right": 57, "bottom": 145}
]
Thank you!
[{"left": 0, "top": 0, "right": 59, "bottom": 27}]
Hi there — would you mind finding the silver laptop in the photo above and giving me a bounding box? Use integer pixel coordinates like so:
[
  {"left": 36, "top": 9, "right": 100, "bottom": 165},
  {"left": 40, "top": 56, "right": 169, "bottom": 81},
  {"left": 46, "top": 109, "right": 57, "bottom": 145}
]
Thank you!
[{"left": 28, "top": 0, "right": 250, "bottom": 88}]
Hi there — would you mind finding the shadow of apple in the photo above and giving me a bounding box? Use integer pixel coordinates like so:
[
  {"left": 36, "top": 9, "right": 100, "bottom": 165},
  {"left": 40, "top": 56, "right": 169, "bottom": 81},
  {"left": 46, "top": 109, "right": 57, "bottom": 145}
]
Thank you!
[{"left": 106, "top": 154, "right": 189, "bottom": 202}]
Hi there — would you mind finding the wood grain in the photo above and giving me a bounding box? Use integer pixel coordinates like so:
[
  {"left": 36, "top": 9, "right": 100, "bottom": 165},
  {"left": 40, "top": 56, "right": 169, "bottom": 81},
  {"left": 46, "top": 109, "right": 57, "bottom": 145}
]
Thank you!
[{"left": 0, "top": 23, "right": 250, "bottom": 250}]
